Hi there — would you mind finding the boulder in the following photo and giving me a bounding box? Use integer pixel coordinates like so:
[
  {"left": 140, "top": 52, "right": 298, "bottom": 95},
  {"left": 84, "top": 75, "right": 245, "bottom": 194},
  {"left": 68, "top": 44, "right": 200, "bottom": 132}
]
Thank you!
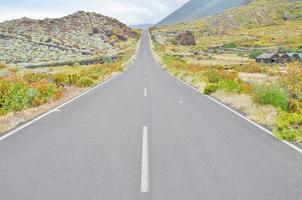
[
  {"left": 92, "top": 27, "right": 100, "bottom": 34},
  {"left": 177, "top": 31, "right": 196, "bottom": 46},
  {"left": 283, "top": 12, "right": 293, "bottom": 21},
  {"left": 117, "top": 34, "right": 127, "bottom": 41}
]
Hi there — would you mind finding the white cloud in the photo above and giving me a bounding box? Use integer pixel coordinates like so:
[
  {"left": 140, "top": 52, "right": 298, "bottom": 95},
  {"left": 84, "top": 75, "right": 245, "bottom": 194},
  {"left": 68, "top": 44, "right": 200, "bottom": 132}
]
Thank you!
[{"left": 0, "top": 0, "right": 189, "bottom": 25}]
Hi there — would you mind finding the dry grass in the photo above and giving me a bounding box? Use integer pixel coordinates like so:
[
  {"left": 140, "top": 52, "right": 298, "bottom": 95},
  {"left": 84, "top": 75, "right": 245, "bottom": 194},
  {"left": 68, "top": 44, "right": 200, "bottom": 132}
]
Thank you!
[
  {"left": 185, "top": 54, "right": 250, "bottom": 67},
  {"left": 0, "top": 63, "right": 6, "bottom": 69},
  {"left": 239, "top": 72, "right": 274, "bottom": 83},
  {"left": 212, "top": 90, "right": 278, "bottom": 128},
  {"left": 182, "top": 75, "right": 206, "bottom": 92}
]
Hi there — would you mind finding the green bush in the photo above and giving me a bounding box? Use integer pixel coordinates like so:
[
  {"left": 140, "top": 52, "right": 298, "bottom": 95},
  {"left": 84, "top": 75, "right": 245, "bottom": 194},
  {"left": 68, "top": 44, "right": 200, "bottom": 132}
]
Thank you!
[
  {"left": 207, "top": 72, "right": 222, "bottom": 83},
  {"left": 2, "top": 82, "right": 30, "bottom": 112},
  {"left": 248, "top": 50, "right": 262, "bottom": 59},
  {"left": 275, "top": 111, "right": 302, "bottom": 142},
  {"left": 162, "top": 54, "right": 186, "bottom": 68},
  {"left": 252, "top": 84, "right": 289, "bottom": 111},
  {"left": 204, "top": 84, "right": 219, "bottom": 95},
  {"left": 223, "top": 43, "right": 237, "bottom": 48},
  {"left": 217, "top": 79, "right": 242, "bottom": 93},
  {"left": 0, "top": 80, "right": 12, "bottom": 114},
  {"left": 77, "top": 77, "right": 95, "bottom": 87},
  {"left": 80, "top": 65, "right": 106, "bottom": 80}
]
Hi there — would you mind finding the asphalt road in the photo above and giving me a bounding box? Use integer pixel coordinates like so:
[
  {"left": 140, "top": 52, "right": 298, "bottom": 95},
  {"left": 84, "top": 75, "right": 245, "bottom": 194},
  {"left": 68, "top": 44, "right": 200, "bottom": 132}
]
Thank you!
[{"left": 0, "top": 31, "right": 302, "bottom": 200}]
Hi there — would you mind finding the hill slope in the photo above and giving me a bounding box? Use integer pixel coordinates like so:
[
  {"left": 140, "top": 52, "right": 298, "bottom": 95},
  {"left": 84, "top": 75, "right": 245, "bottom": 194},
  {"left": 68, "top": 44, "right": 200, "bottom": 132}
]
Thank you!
[
  {"left": 0, "top": 11, "right": 138, "bottom": 65},
  {"left": 151, "top": 0, "right": 302, "bottom": 51},
  {"left": 156, "top": 0, "right": 251, "bottom": 26}
]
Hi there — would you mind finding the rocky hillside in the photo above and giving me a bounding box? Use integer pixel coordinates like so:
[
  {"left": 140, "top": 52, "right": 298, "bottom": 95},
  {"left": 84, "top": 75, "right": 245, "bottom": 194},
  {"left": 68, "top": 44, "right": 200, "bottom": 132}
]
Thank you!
[
  {"left": 207, "top": 0, "right": 302, "bottom": 31},
  {"left": 0, "top": 11, "right": 138, "bottom": 66},
  {"left": 151, "top": 0, "right": 302, "bottom": 51},
  {"left": 156, "top": 0, "right": 251, "bottom": 26}
]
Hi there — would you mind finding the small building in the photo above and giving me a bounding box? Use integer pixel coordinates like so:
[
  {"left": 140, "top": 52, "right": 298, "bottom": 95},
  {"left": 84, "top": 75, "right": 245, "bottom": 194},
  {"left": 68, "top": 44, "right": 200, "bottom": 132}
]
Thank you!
[
  {"left": 287, "top": 53, "right": 302, "bottom": 61},
  {"left": 279, "top": 53, "right": 291, "bottom": 63},
  {"left": 256, "top": 53, "right": 280, "bottom": 64}
]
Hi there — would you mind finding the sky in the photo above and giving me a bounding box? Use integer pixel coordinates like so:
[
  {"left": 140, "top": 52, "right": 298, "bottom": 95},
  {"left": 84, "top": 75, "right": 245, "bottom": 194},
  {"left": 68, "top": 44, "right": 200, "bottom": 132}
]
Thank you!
[{"left": 0, "top": 0, "right": 189, "bottom": 25}]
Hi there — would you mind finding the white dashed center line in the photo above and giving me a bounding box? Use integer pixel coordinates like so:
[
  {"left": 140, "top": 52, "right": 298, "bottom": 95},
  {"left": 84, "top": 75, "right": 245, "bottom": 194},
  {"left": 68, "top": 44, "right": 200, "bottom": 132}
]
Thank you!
[{"left": 140, "top": 126, "right": 149, "bottom": 193}]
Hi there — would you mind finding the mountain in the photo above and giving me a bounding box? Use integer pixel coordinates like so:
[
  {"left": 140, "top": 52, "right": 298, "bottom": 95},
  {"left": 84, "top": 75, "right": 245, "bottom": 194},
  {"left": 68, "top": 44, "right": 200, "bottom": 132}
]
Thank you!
[
  {"left": 156, "top": 0, "right": 251, "bottom": 26},
  {"left": 151, "top": 0, "right": 302, "bottom": 51},
  {"left": 0, "top": 11, "right": 138, "bottom": 65},
  {"left": 131, "top": 24, "right": 154, "bottom": 30}
]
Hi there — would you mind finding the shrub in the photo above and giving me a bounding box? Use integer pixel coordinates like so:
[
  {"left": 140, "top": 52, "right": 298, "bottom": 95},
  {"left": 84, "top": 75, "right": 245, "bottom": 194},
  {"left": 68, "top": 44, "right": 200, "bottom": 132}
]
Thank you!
[
  {"left": 204, "top": 84, "right": 219, "bottom": 95},
  {"left": 217, "top": 79, "right": 242, "bottom": 93},
  {"left": 206, "top": 71, "right": 222, "bottom": 83},
  {"left": 203, "top": 69, "right": 238, "bottom": 83},
  {"left": 235, "top": 63, "right": 264, "bottom": 73},
  {"left": 162, "top": 54, "right": 186, "bottom": 68},
  {"left": 275, "top": 111, "right": 302, "bottom": 142},
  {"left": 223, "top": 43, "right": 237, "bottom": 48},
  {"left": 31, "top": 81, "right": 57, "bottom": 106},
  {"left": 80, "top": 65, "right": 106, "bottom": 80},
  {"left": 279, "top": 63, "right": 302, "bottom": 94},
  {"left": 73, "top": 62, "right": 81, "bottom": 67},
  {"left": 0, "top": 80, "right": 12, "bottom": 114},
  {"left": 252, "top": 84, "right": 289, "bottom": 111},
  {"left": 288, "top": 99, "right": 302, "bottom": 114},
  {"left": 248, "top": 50, "right": 262, "bottom": 59},
  {"left": 68, "top": 74, "right": 80, "bottom": 85},
  {"left": 2, "top": 82, "right": 30, "bottom": 112},
  {"left": 77, "top": 77, "right": 95, "bottom": 87},
  {"left": 241, "top": 82, "right": 253, "bottom": 94},
  {"left": 52, "top": 73, "right": 69, "bottom": 86},
  {"left": 23, "top": 72, "right": 50, "bottom": 83}
]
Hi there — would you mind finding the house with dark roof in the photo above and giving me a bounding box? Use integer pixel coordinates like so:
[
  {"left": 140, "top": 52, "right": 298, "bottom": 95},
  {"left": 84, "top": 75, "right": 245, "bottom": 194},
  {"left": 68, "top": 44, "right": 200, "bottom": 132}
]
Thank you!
[
  {"left": 256, "top": 53, "right": 280, "bottom": 64},
  {"left": 287, "top": 53, "right": 302, "bottom": 61},
  {"left": 279, "top": 53, "right": 290, "bottom": 63}
]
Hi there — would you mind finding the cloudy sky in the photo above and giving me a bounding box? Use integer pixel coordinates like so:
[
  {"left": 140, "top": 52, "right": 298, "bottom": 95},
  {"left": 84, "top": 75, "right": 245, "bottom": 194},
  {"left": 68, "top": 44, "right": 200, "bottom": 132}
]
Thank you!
[{"left": 0, "top": 0, "right": 189, "bottom": 25}]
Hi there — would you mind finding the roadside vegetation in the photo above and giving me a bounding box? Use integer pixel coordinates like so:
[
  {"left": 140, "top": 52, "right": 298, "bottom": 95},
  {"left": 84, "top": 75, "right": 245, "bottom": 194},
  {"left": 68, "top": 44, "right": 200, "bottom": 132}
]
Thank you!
[
  {"left": 0, "top": 46, "right": 139, "bottom": 134},
  {"left": 0, "top": 63, "right": 122, "bottom": 114},
  {"left": 150, "top": 0, "right": 302, "bottom": 143},
  {"left": 153, "top": 45, "right": 302, "bottom": 143}
]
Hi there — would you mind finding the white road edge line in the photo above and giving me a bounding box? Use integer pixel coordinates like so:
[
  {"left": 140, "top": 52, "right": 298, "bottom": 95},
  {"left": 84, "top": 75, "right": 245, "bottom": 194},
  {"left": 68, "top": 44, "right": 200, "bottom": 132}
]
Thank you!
[
  {"left": 164, "top": 67, "right": 302, "bottom": 154},
  {"left": 141, "top": 126, "right": 149, "bottom": 193},
  {"left": 144, "top": 88, "right": 147, "bottom": 97},
  {"left": 0, "top": 68, "right": 129, "bottom": 142}
]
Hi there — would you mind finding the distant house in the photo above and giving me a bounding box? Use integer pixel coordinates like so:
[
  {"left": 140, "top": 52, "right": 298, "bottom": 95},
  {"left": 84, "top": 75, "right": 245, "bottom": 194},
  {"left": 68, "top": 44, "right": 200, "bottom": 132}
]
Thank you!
[
  {"left": 279, "top": 53, "right": 290, "bottom": 63},
  {"left": 256, "top": 53, "right": 280, "bottom": 64},
  {"left": 287, "top": 53, "right": 302, "bottom": 61}
]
